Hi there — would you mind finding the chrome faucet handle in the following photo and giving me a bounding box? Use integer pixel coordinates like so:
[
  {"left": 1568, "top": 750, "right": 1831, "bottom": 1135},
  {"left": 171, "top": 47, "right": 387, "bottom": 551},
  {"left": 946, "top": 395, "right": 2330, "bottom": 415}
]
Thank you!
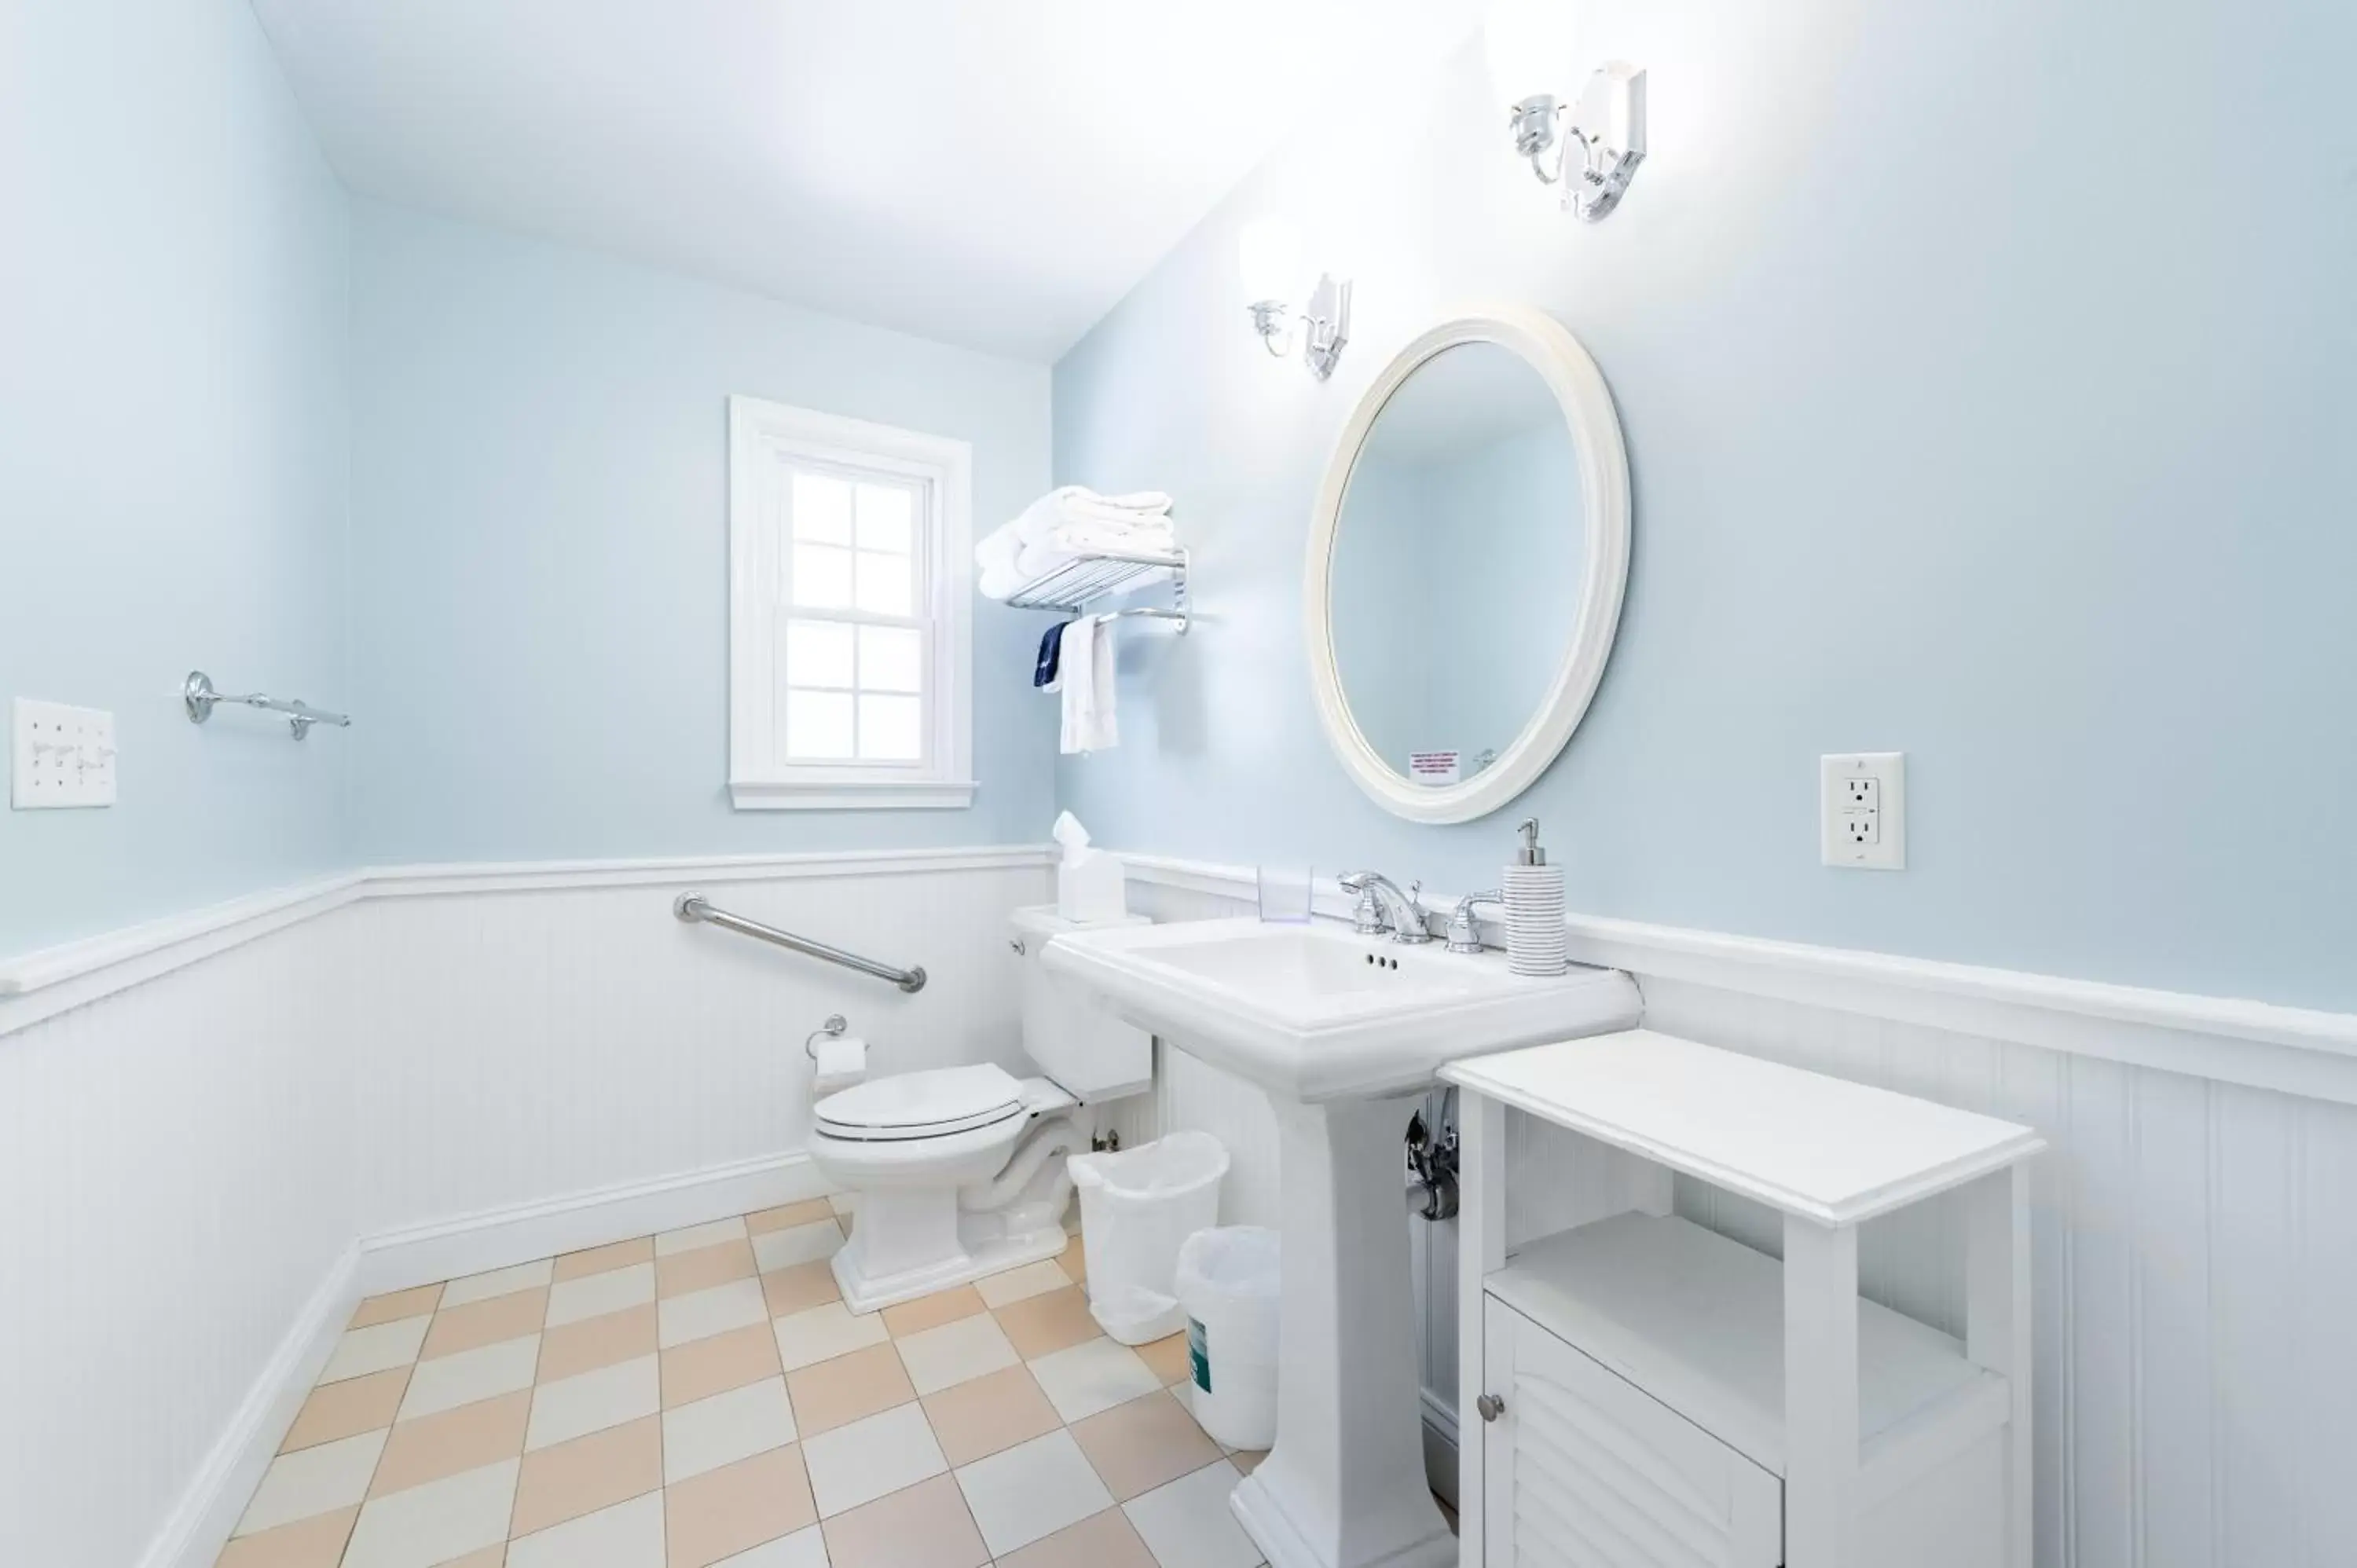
[
  {"left": 1445, "top": 891, "right": 1503, "bottom": 954},
  {"left": 1337, "top": 870, "right": 1390, "bottom": 936},
  {"left": 1339, "top": 870, "right": 1433, "bottom": 943}
]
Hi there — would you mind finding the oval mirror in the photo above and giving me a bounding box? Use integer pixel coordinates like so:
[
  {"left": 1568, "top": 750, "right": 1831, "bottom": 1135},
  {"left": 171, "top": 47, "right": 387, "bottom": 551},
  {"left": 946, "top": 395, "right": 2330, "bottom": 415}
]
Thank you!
[{"left": 1306, "top": 307, "right": 1629, "bottom": 823}]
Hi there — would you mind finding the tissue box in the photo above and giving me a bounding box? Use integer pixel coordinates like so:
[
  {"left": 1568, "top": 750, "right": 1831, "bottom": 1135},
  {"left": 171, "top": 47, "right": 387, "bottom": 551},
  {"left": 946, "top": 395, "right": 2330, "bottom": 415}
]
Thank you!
[{"left": 1058, "top": 853, "right": 1128, "bottom": 924}]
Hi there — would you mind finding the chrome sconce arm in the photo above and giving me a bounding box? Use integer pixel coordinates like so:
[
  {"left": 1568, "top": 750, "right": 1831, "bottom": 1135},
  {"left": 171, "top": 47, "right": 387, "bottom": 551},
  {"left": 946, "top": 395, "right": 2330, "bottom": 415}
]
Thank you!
[
  {"left": 1505, "top": 61, "right": 1648, "bottom": 222},
  {"left": 1248, "top": 273, "right": 1352, "bottom": 380}
]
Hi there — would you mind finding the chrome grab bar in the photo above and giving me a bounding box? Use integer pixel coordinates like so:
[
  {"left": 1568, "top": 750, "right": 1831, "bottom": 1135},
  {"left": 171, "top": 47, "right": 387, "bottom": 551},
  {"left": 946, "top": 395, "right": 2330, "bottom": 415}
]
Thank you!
[{"left": 673, "top": 892, "right": 926, "bottom": 994}]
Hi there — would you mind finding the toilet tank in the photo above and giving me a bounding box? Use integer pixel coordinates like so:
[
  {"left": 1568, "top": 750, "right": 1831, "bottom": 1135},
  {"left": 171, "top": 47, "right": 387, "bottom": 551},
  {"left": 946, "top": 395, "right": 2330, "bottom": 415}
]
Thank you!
[{"left": 1012, "top": 906, "right": 1152, "bottom": 1103}]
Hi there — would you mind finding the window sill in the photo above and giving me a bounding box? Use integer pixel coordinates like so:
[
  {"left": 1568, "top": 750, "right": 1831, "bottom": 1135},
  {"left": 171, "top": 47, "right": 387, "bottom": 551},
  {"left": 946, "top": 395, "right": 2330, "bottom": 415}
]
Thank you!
[{"left": 729, "top": 779, "right": 978, "bottom": 811}]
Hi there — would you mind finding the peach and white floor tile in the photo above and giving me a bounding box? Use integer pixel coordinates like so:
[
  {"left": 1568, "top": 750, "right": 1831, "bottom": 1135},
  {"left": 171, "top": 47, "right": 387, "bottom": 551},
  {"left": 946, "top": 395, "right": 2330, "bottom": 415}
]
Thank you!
[{"left": 212, "top": 1196, "right": 1439, "bottom": 1567}]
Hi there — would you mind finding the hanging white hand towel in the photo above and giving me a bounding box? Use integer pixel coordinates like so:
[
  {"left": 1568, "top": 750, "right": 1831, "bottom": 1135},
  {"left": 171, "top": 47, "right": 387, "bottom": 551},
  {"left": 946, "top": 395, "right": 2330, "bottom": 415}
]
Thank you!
[{"left": 1058, "top": 616, "right": 1119, "bottom": 754}]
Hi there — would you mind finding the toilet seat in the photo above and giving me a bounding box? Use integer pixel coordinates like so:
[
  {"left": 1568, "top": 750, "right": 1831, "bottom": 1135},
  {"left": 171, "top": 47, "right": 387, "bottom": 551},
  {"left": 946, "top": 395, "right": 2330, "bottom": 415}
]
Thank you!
[{"left": 816, "top": 1064, "right": 1026, "bottom": 1143}]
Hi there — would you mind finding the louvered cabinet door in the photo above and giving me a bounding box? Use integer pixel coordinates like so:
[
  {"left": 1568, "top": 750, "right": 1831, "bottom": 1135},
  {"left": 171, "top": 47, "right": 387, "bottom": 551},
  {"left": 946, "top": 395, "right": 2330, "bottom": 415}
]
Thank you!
[{"left": 1482, "top": 1299, "right": 1782, "bottom": 1568}]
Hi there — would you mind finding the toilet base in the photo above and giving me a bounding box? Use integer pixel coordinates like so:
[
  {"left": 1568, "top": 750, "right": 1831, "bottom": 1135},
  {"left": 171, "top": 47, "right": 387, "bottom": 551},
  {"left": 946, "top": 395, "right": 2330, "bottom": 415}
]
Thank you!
[{"left": 831, "top": 1211, "right": 1070, "bottom": 1313}]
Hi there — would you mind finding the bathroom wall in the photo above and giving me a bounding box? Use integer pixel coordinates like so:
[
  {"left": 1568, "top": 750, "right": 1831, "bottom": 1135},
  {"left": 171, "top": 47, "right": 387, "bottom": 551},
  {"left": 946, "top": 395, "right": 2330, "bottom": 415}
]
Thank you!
[
  {"left": 0, "top": 0, "right": 353, "bottom": 959},
  {"left": 342, "top": 855, "right": 1052, "bottom": 1243},
  {"left": 1053, "top": 0, "right": 2357, "bottom": 1012},
  {"left": 348, "top": 201, "right": 1061, "bottom": 864}
]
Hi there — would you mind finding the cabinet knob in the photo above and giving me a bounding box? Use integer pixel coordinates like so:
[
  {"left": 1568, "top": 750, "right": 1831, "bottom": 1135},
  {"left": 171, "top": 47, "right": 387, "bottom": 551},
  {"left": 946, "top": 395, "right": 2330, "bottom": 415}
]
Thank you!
[{"left": 1476, "top": 1393, "right": 1505, "bottom": 1423}]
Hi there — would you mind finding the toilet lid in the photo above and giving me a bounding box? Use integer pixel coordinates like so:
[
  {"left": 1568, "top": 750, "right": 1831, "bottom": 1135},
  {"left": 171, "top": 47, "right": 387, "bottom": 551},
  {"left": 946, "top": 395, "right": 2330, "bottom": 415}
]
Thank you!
[{"left": 815, "top": 1064, "right": 1026, "bottom": 1142}]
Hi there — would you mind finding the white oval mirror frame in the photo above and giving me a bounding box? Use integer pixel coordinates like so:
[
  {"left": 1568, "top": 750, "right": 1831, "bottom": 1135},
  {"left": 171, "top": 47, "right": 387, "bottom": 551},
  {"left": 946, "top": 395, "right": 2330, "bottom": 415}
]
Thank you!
[{"left": 1304, "top": 306, "right": 1630, "bottom": 824}]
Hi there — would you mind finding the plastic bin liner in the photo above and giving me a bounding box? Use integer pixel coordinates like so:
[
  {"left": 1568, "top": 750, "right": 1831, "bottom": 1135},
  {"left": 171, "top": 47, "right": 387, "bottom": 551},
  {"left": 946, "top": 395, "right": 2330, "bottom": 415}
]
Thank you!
[{"left": 1068, "top": 1131, "right": 1229, "bottom": 1344}]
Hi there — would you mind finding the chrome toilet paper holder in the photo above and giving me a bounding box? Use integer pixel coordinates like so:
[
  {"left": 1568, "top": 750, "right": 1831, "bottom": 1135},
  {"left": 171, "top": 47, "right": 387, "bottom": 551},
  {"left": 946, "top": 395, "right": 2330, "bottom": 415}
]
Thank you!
[{"left": 805, "top": 1015, "right": 849, "bottom": 1063}]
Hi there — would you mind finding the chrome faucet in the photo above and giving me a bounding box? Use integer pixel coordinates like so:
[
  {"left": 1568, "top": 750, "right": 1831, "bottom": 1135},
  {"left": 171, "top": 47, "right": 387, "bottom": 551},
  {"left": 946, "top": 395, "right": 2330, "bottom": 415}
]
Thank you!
[
  {"left": 1445, "top": 890, "right": 1503, "bottom": 954},
  {"left": 1338, "top": 870, "right": 1433, "bottom": 944}
]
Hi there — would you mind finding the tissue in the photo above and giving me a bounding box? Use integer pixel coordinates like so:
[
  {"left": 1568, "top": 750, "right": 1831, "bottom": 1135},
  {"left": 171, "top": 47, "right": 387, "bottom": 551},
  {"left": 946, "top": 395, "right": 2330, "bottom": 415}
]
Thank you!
[
  {"left": 1052, "top": 811, "right": 1127, "bottom": 923},
  {"left": 812, "top": 1032, "right": 868, "bottom": 1097}
]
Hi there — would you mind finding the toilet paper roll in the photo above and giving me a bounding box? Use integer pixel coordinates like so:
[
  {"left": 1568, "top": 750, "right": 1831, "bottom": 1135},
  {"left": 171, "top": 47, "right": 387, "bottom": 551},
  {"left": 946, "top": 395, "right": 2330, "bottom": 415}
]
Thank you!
[{"left": 812, "top": 1033, "right": 868, "bottom": 1097}]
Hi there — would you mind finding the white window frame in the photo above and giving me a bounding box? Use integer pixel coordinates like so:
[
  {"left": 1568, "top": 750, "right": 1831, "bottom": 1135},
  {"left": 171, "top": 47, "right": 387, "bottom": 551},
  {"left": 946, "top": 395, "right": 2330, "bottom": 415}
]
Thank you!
[{"left": 728, "top": 395, "right": 974, "bottom": 810}]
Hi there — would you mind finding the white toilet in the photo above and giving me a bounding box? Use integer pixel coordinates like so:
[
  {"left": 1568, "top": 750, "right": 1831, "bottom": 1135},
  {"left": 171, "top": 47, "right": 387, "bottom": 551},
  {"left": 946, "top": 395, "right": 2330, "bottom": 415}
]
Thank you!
[{"left": 810, "top": 905, "right": 1150, "bottom": 1313}]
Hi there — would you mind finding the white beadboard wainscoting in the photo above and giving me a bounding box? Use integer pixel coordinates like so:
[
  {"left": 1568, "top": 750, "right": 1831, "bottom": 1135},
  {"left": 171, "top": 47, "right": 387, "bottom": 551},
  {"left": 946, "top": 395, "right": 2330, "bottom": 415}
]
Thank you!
[
  {"left": 1113, "top": 853, "right": 2357, "bottom": 1568},
  {"left": 346, "top": 855, "right": 1050, "bottom": 1252},
  {"left": 0, "top": 846, "right": 1053, "bottom": 1568},
  {"left": 0, "top": 907, "right": 361, "bottom": 1568}
]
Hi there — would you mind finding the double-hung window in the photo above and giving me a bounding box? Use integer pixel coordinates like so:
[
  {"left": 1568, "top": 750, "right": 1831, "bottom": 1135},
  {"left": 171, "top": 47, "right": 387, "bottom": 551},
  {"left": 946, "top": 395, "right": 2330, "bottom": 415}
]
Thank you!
[{"left": 728, "top": 396, "right": 973, "bottom": 808}]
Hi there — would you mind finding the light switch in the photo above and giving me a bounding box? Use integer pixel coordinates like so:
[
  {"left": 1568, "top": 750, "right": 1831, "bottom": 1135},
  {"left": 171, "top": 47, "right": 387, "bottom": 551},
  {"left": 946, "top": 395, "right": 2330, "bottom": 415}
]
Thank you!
[{"left": 13, "top": 698, "right": 116, "bottom": 809}]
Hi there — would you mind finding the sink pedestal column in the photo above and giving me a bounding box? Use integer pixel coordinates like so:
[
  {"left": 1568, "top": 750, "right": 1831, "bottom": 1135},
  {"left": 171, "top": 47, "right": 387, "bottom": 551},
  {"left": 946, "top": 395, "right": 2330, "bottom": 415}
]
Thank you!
[{"left": 1231, "top": 1091, "right": 1454, "bottom": 1568}]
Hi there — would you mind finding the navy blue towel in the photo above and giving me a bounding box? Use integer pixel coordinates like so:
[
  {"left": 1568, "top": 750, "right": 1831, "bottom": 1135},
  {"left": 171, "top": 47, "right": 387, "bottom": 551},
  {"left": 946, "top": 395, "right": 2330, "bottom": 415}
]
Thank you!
[{"left": 1034, "top": 622, "right": 1070, "bottom": 688}]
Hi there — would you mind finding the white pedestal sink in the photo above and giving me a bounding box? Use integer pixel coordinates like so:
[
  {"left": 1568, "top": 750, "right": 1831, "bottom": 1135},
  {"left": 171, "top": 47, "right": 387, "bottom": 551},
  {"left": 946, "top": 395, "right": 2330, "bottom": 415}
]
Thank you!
[{"left": 1043, "top": 918, "right": 1641, "bottom": 1568}]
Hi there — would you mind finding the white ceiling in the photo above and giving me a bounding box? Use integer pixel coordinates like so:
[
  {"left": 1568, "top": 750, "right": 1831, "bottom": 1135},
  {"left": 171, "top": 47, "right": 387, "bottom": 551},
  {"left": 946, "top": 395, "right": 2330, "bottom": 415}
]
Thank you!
[{"left": 249, "top": 0, "right": 1482, "bottom": 362}]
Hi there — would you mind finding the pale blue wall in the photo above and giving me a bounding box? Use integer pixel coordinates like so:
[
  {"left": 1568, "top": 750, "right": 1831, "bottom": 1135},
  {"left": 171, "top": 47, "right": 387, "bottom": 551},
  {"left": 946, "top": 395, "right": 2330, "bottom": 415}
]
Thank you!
[
  {"left": 0, "top": 0, "right": 352, "bottom": 959},
  {"left": 348, "top": 203, "right": 1059, "bottom": 863},
  {"left": 1054, "top": 0, "right": 2357, "bottom": 1009}
]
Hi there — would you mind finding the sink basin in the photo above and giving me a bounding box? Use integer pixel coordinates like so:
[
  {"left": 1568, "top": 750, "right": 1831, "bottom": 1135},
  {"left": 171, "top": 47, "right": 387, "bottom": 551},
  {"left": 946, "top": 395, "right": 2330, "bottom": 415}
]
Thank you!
[
  {"left": 1041, "top": 915, "right": 1640, "bottom": 1103},
  {"left": 1043, "top": 914, "right": 1640, "bottom": 1568}
]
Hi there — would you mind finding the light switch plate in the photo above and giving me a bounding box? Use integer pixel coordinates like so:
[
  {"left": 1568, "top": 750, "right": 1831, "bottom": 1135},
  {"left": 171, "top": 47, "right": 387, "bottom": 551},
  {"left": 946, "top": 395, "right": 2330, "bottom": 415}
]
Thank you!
[
  {"left": 13, "top": 698, "right": 116, "bottom": 808},
  {"left": 1821, "top": 752, "right": 1903, "bottom": 870}
]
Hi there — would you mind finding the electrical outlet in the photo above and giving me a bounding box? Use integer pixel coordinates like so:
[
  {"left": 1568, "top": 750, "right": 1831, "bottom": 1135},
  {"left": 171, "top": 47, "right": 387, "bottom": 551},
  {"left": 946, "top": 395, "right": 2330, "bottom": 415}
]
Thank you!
[
  {"left": 1822, "top": 752, "right": 1902, "bottom": 870},
  {"left": 13, "top": 698, "right": 116, "bottom": 809}
]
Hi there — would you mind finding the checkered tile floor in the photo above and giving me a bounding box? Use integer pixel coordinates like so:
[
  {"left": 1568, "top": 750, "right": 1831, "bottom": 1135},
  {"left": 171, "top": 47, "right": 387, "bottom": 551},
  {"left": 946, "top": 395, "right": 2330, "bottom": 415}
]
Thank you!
[{"left": 216, "top": 1195, "right": 1285, "bottom": 1568}]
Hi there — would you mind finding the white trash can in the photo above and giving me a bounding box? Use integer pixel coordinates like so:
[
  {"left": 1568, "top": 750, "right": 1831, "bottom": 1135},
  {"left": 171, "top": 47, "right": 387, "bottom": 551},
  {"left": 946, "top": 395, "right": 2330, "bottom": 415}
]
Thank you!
[
  {"left": 1175, "top": 1225, "right": 1281, "bottom": 1451},
  {"left": 1068, "top": 1131, "right": 1229, "bottom": 1345}
]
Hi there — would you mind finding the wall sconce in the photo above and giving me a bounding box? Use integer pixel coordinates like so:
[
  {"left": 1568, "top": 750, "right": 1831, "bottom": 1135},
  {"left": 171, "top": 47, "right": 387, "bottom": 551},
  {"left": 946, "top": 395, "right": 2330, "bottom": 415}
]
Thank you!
[
  {"left": 1238, "top": 218, "right": 1351, "bottom": 380},
  {"left": 1485, "top": 2, "right": 1646, "bottom": 222}
]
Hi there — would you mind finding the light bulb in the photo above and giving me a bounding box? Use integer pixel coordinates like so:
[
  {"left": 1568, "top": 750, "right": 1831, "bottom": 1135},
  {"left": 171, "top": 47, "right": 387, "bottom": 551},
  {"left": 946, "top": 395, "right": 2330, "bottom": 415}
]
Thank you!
[
  {"left": 1483, "top": 0, "right": 1577, "bottom": 104},
  {"left": 1237, "top": 217, "right": 1303, "bottom": 306}
]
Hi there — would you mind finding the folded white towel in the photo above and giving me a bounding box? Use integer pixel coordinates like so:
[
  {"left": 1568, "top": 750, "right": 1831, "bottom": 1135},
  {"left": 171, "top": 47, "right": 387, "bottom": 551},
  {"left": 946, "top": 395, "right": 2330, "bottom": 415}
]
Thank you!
[
  {"left": 977, "top": 489, "right": 1178, "bottom": 603},
  {"left": 976, "top": 526, "right": 1021, "bottom": 572},
  {"left": 1014, "top": 518, "right": 1175, "bottom": 583},
  {"left": 1013, "top": 485, "right": 1171, "bottom": 547},
  {"left": 1058, "top": 616, "right": 1119, "bottom": 754},
  {"left": 974, "top": 524, "right": 1025, "bottom": 601},
  {"left": 1051, "top": 515, "right": 1175, "bottom": 555}
]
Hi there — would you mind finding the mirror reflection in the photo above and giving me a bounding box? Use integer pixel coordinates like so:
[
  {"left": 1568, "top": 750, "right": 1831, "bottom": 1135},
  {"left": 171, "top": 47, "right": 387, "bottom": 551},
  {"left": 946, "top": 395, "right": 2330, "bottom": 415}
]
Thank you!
[{"left": 1328, "top": 342, "right": 1585, "bottom": 787}]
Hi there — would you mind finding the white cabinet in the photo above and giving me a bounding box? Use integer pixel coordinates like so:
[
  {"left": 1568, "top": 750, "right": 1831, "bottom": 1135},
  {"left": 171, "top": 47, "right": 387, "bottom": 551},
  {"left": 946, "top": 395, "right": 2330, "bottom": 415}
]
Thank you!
[
  {"left": 1446, "top": 1031, "right": 2041, "bottom": 1568},
  {"left": 1478, "top": 1213, "right": 2017, "bottom": 1568},
  {"left": 1483, "top": 1293, "right": 1780, "bottom": 1567}
]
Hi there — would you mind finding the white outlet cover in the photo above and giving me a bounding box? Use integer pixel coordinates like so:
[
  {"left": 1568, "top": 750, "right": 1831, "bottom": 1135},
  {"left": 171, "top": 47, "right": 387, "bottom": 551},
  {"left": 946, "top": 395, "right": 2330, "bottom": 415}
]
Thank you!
[
  {"left": 13, "top": 698, "right": 117, "bottom": 809},
  {"left": 1821, "top": 752, "right": 1903, "bottom": 870}
]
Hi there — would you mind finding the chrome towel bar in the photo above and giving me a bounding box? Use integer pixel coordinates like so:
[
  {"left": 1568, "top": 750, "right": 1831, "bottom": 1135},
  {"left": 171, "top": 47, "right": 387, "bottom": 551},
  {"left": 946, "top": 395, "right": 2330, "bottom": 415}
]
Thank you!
[
  {"left": 673, "top": 892, "right": 927, "bottom": 993},
  {"left": 184, "top": 670, "right": 351, "bottom": 740}
]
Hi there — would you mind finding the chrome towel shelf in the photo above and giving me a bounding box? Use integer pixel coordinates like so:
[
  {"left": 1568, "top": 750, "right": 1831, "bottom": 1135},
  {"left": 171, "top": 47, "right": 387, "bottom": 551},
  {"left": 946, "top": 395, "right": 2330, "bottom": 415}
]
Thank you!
[
  {"left": 674, "top": 892, "right": 927, "bottom": 993},
  {"left": 1004, "top": 545, "right": 1189, "bottom": 632},
  {"left": 183, "top": 671, "right": 351, "bottom": 740}
]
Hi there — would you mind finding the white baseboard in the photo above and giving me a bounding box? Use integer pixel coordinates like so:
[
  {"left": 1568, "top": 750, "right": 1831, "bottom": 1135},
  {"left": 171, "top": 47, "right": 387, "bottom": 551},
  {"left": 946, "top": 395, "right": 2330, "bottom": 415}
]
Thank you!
[
  {"left": 356, "top": 1149, "right": 830, "bottom": 1297},
  {"left": 139, "top": 1244, "right": 361, "bottom": 1568}
]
